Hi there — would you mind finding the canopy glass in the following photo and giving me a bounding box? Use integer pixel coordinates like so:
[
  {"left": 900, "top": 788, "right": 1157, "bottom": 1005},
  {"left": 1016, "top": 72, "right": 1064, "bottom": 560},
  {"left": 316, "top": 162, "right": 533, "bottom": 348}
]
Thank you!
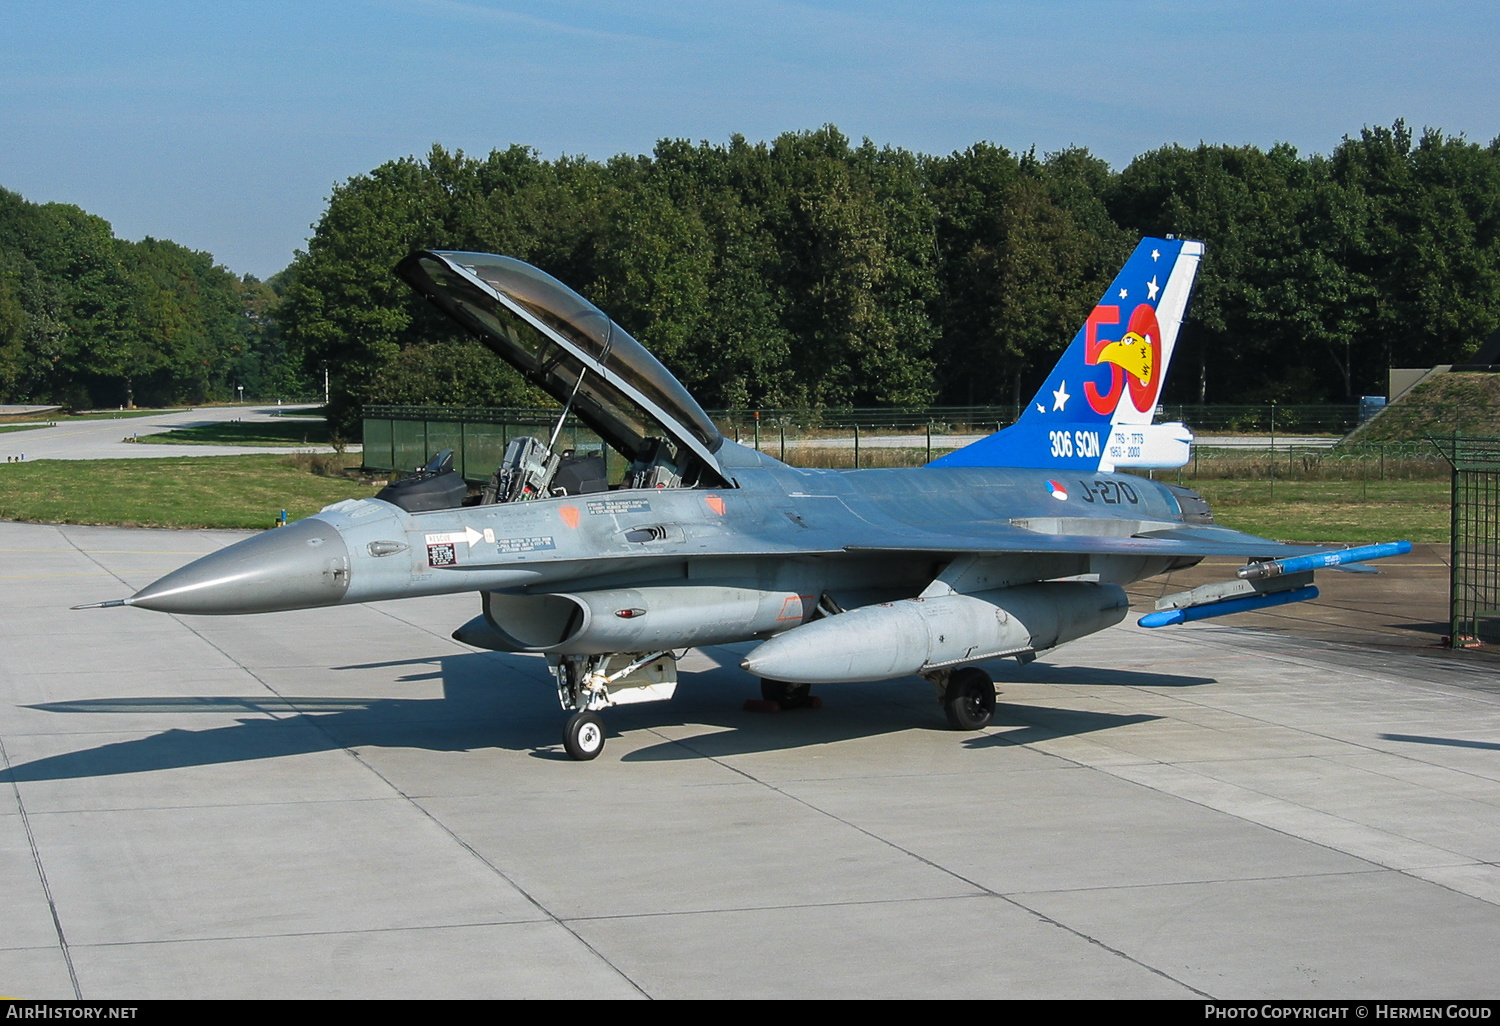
[{"left": 396, "top": 251, "right": 724, "bottom": 475}]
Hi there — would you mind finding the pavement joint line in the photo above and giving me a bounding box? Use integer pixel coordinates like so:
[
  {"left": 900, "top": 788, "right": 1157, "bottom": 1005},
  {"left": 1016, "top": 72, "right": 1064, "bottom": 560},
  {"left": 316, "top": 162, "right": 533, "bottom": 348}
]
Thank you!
[
  {"left": 20, "top": 795, "right": 424, "bottom": 817},
  {"left": 2, "top": 573, "right": 186, "bottom": 580},
  {"left": 1031, "top": 648, "right": 1500, "bottom": 794},
  {"left": 646, "top": 724, "right": 1215, "bottom": 999},
  {"left": 554, "top": 890, "right": 1031, "bottom": 922},
  {"left": 1131, "top": 753, "right": 1498, "bottom": 853},
  {"left": 1000, "top": 866, "right": 1393, "bottom": 898},
  {"left": 0, "top": 549, "right": 218, "bottom": 554},
  {"left": 155, "top": 590, "right": 653, "bottom": 1000},
  {"left": 919, "top": 678, "right": 1500, "bottom": 908},
  {"left": 0, "top": 732, "right": 81, "bottom": 999},
  {"left": 1071, "top": 748, "right": 1500, "bottom": 908},
  {"left": 547, "top": 865, "right": 1395, "bottom": 922},
  {"left": 1142, "top": 622, "right": 1500, "bottom": 695},
  {"left": 2, "top": 664, "right": 255, "bottom": 679},
  {"left": 1314, "top": 752, "right": 1500, "bottom": 806},
  {"left": 4, "top": 522, "right": 190, "bottom": 1000},
  {"left": 18, "top": 523, "right": 1495, "bottom": 994},
  {"left": 40, "top": 526, "right": 640, "bottom": 987},
  {"left": 61, "top": 918, "right": 564, "bottom": 950}
]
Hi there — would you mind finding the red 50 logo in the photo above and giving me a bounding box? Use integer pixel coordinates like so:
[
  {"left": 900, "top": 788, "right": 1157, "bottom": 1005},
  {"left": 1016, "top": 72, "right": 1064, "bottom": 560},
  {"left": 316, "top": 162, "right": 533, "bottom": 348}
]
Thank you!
[{"left": 1083, "top": 304, "right": 1162, "bottom": 416}]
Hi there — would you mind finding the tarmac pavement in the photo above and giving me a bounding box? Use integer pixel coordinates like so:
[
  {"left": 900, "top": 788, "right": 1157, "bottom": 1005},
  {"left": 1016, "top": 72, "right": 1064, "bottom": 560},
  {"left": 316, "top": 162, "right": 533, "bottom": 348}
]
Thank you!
[
  {"left": 1, "top": 405, "right": 345, "bottom": 462},
  {"left": 1, "top": 525, "right": 1497, "bottom": 999}
]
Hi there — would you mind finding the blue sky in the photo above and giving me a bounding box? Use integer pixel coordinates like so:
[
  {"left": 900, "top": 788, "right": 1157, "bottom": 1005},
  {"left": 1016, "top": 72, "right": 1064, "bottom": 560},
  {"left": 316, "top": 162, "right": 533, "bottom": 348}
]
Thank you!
[{"left": 2, "top": 0, "right": 1495, "bottom": 279}]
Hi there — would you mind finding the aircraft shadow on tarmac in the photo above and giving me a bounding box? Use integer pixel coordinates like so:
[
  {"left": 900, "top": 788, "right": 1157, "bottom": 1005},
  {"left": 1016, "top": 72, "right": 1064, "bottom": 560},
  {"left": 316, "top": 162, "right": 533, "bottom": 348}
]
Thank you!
[
  {"left": 1381, "top": 733, "right": 1500, "bottom": 752},
  {"left": 3, "top": 651, "right": 1212, "bottom": 780}
]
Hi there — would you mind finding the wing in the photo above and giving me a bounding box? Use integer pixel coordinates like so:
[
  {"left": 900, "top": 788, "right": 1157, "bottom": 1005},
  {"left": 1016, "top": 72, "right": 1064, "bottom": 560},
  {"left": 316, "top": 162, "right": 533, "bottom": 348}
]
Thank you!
[{"left": 843, "top": 520, "right": 1323, "bottom": 561}]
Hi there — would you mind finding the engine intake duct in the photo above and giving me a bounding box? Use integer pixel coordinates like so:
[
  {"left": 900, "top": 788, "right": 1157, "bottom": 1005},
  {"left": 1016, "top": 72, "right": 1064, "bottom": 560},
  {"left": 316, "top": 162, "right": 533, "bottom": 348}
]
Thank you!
[{"left": 454, "top": 585, "right": 817, "bottom": 654}]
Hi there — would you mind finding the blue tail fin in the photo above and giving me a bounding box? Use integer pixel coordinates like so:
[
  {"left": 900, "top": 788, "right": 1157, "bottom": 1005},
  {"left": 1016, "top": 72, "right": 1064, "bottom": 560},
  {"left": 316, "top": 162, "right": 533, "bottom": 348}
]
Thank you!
[{"left": 929, "top": 237, "right": 1203, "bottom": 471}]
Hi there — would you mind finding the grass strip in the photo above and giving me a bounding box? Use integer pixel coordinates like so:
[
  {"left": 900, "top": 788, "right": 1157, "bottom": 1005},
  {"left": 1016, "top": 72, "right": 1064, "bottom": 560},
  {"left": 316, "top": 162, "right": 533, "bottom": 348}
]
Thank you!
[
  {"left": 133, "top": 419, "right": 333, "bottom": 446},
  {"left": 751, "top": 446, "right": 1450, "bottom": 544},
  {"left": 1186, "top": 479, "right": 1449, "bottom": 543},
  {"left": 2, "top": 408, "right": 183, "bottom": 422},
  {"left": 0, "top": 450, "right": 1451, "bottom": 542},
  {"left": 0, "top": 454, "right": 379, "bottom": 529}
]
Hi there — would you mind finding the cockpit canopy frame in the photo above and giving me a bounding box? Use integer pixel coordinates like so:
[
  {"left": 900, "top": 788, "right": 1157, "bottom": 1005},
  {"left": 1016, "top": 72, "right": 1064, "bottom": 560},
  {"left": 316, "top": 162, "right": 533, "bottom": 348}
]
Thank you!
[{"left": 396, "top": 251, "right": 725, "bottom": 483}]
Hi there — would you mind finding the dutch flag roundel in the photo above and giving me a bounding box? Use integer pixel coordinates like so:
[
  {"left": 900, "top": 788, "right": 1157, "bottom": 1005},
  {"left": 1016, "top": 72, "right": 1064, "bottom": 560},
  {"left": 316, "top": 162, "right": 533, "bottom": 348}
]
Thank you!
[{"left": 1048, "top": 480, "right": 1068, "bottom": 501}]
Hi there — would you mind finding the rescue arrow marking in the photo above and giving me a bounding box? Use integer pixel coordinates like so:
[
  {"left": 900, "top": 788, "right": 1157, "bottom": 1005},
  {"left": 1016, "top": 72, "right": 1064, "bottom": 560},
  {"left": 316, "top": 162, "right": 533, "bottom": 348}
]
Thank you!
[{"left": 425, "top": 527, "right": 484, "bottom": 548}]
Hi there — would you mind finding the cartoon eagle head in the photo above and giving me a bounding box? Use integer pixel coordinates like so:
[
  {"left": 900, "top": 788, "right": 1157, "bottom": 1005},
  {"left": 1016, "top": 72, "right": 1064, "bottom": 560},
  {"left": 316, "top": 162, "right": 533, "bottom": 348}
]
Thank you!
[{"left": 1097, "top": 331, "right": 1153, "bottom": 385}]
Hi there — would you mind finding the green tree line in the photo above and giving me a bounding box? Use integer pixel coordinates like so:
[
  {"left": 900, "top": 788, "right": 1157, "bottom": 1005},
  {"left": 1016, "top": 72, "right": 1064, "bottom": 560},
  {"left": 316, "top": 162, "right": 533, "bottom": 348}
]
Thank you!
[
  {"left": 284, "top": 121, "right": 1500, "bottom": 435},
  {"left": 0, "top": 188, "right": 305, "bottom": 409},
  {"left": 6, "top": 121, "right": 1499, "bottom": 433}
]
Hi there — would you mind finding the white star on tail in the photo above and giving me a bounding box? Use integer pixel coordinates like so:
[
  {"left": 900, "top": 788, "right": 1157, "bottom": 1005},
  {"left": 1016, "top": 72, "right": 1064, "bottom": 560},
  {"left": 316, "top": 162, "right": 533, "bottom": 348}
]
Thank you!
[
  {"left": 1053, "top": 381, "right": 1070, "bottom": 411},
  {"left": 1146, "top": 275, "right": 1160, "bottom": 301}
]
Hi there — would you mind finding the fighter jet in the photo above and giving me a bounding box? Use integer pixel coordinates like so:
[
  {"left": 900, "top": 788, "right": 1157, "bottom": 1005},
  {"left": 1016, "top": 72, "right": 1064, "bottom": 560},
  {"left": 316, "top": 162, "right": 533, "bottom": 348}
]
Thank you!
[{"left": 84, "top": 238, "right": 1409, "bottom": 759}]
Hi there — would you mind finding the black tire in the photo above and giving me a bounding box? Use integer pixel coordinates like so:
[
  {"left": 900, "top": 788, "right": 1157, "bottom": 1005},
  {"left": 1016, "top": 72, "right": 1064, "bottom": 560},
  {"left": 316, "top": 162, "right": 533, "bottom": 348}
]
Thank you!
[
  {"left": 943, "top": 667, "right": 996, "bottom": 730},
  {"left": 761, "top": 679, "right": 812, "bottom": 710},
  {"left": 564, "top": 711, "right": 606, "bottom": 761}
]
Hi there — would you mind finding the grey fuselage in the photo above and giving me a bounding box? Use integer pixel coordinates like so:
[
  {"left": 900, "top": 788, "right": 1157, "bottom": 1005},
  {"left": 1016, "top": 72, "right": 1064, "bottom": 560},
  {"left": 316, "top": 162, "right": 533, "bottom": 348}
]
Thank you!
[{"left": 125, "top": 441, "right": 1209, "bottom": 658}]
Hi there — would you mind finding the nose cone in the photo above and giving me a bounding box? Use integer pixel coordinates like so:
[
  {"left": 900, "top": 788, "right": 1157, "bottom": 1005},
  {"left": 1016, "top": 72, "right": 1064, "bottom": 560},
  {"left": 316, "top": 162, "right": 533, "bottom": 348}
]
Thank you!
[{"left": 130, "top": 518, "right": 351, "bottom": 614}]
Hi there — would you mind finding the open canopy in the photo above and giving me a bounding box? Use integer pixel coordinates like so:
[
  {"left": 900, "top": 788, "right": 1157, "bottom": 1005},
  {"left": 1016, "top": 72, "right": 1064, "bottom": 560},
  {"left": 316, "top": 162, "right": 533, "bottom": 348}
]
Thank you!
[{"left": 396, "top": 250, "right": 724, "bottom": 477}]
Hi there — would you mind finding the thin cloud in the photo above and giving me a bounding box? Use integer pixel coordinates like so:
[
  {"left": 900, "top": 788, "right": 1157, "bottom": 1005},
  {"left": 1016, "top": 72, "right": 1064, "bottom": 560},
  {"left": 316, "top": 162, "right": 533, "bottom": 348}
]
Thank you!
[{"left": 401, "top": 0, "right": 670, "bottom": 48}]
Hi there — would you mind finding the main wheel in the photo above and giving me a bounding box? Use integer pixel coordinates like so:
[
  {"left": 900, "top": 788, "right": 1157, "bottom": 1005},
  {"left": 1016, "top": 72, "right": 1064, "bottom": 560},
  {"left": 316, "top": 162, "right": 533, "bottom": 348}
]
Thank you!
[
  {"left": 761, "top": 679, "right": 812, "bottom": 710},
  {"left": 564, "top": 710, "right": 606, "bottom": 761},
  {"left": 943, "top": 667, "right": 996, "bottom": 730}
]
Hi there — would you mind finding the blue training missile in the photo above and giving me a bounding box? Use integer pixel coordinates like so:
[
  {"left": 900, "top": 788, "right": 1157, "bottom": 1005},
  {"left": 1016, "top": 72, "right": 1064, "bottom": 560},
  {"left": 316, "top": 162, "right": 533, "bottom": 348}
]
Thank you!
[
  {"left": 1140, "top": 540, "right": 1410, "bottom": 628},
  {"left": 1138, "top": 585, "right": 1319, "bottom": 628},
  {"left": 1236, "top": 541, "right": 1412, "bottom": 581}
]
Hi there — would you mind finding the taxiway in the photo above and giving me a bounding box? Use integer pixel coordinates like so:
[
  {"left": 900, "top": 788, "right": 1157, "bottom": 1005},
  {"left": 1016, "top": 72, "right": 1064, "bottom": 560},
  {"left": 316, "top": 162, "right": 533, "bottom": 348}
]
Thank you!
[{"left": 2, "top": 522, "right": 1495, "bottom": 999}]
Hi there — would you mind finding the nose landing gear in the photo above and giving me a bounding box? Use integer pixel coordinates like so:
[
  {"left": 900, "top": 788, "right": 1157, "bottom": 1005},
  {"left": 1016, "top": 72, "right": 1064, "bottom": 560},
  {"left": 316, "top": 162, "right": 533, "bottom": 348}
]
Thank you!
[
  {"left": 564, "top": 711, "right": 606, "bottom": 761},
  {"left": 549, "top": 651, "right": 678, "bottom": 761}
]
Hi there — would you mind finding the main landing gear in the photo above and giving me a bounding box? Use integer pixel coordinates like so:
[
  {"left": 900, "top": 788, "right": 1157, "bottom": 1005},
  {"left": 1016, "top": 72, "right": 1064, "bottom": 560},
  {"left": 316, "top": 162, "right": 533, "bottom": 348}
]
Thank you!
[
  {"left": 936, "top": 666, "right": 996, "bottom": 730},
  {"left": 759, "top": 679, "right": 819, "bottom": 710}
]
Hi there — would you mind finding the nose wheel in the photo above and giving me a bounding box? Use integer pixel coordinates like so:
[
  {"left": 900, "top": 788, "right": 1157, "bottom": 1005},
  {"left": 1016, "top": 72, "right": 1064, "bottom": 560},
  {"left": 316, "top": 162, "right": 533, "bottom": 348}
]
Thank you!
[{"left": 564, "top": 711, "right": 606, "bottom": 760}]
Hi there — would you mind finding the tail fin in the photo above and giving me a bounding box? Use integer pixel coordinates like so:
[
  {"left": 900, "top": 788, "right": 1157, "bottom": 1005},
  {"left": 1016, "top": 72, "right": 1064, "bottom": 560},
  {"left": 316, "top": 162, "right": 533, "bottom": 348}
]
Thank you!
[{"left": 929, "top": 237, "right": 1203, "bottom": 471}]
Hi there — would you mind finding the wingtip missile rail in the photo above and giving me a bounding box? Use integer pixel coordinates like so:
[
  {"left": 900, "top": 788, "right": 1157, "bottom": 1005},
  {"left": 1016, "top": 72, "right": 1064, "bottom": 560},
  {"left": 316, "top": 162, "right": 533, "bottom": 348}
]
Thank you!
[{"left": 1236, "top": 540, "right": 1413, "bottom": 581}]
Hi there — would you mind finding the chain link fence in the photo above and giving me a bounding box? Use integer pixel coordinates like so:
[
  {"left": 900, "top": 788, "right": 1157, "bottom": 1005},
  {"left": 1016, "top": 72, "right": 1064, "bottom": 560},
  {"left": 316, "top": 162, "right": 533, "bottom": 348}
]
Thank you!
[
  {"left": 363, "top": 406, "right": 611, "bottom": 483},
  {"left": 361, "top": 403, "right": 1463, "bottom": 479},
  {"left": 711, "top": 403, "right": 1364, "bottom": 436},
  {"left": 1432, "top": 436, "right": 1500, "bottom": 648}
]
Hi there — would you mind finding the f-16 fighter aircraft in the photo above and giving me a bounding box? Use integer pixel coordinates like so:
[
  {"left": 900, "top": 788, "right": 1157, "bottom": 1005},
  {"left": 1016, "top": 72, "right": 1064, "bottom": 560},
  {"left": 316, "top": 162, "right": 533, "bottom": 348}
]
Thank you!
[{"left": 85, "top": 238, "right": 1410, "bottom": 759}]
